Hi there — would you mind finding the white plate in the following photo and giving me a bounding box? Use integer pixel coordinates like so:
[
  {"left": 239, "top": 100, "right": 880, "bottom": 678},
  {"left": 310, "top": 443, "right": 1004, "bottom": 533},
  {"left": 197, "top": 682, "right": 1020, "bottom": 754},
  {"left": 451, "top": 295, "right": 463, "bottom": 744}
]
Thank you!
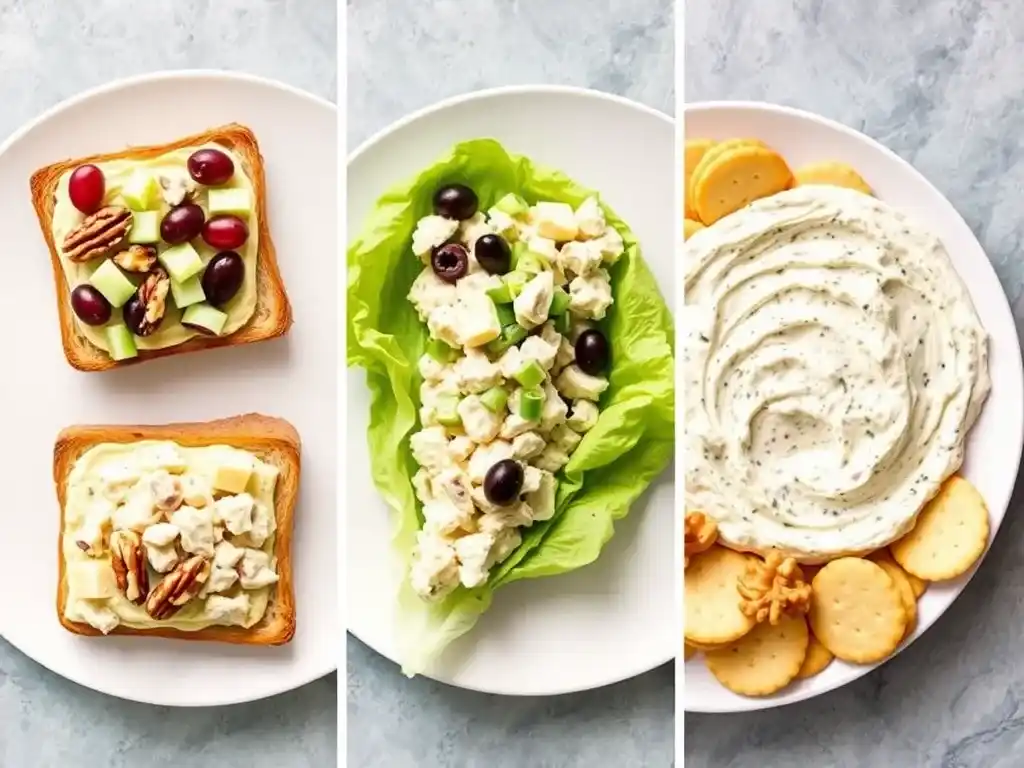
[
  {"left": 0, "top": 71, "right": 338, "bottom": 707},
  {"left": 347, "top": 86, "right": 676, "bottom": 695},
  {"left": 684, "top": 102, "right": 1024, "bottom": 713}
]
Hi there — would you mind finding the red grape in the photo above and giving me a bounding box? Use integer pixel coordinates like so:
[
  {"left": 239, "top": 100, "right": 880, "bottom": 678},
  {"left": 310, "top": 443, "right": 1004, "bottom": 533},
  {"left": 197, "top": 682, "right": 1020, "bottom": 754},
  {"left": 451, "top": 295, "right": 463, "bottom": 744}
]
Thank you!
[
  {"left": 202, "top": 215, "right": 249, "bottom": 250},
  {"left": 69, "top": 165, "right": 105, "bottom": 214},
  {"left": 187, "top": 148, "right": 234, "bottom": 186},
  {"left": 70, "top": 284, "right": 112, "bottom": 326},
  {"left": 202, "top": 251, "right": 245, "bottom": 306},
  {"left": 161, "top": 203, "right": 205, "bottom": 244}
]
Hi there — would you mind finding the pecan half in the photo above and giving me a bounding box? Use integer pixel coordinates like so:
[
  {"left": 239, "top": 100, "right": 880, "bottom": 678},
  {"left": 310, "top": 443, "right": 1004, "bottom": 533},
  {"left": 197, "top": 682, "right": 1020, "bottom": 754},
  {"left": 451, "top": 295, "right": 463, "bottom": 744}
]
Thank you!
[
  {"left": 109, "top": 529, "right": 149, "bottom": 605},
  {"left": 738, "top": 550, "right": 812, "bottom": 625},
  {"left": 113, "top": 244, "right": 158, "bottom": 274},
  {"left": 133, "top": 266, "right": 170, "bottom": 336},
  {"left": 62, "top": 206, "right": 132, "bottom": 263},
  {"left": 145, "top": 555, "right": 210, "bottom": 620}
]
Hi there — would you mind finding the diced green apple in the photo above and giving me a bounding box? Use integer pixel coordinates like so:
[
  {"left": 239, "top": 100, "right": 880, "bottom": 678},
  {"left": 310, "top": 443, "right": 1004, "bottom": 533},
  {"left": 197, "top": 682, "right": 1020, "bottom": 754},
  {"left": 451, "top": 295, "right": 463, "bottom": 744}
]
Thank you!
[
  {"left": 159, "top": 242, "right": 204, "bottom": 283},
  {"left": 128, "top": 211, "right": 160, "bottom": 244},
  {"left": 435, "top": 395, "right": 463, "bottom": 427},
  {"left": 170, "top": 274, "right": 206, "bottom": 308},
  {"left": 106, "top": 324, "right": 138, "bottom": 360},
  {"left": 207, "top": 188, "right": 253, "bottom": 217},
  {"left": 181, "top": 302, "right": 228, "bottom": 336},
  {"left": 121, "top": 172, "right": 161, "bottom": 210},
  {"left": 89, "top": 260, "right": 136, "bottom": 308},
  {"left": 494, "top": 193, "right": 528, "bottom": 217}
]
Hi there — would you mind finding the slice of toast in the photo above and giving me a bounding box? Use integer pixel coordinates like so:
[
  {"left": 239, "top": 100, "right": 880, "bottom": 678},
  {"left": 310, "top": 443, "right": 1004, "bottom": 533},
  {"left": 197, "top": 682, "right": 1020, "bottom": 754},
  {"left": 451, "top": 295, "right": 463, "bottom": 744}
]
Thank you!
[
  {"left": 31, "top": 123, "right": 293, "bottom": 372},
  {"left": 54, "top": 413, "right": 299, "bottom": 645}
]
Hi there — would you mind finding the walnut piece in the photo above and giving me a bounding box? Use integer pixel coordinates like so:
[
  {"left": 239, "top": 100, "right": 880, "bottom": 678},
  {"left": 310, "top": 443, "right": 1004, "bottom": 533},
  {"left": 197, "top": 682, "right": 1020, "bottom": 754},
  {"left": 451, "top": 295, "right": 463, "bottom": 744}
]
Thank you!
[
  {"left": 109, "top": 529, "right": 149, "bottom": 605},
  {"left": 684, "top": 511, "right": 718, "bottom": 568},
  {"left": 62, "top": 206, "right": 132, "bottom": 263},
  {"left": 113, "top": 244, "right": 158, "bottom": 274},
  {"left": 158, "top": 169, "right": 196, "bottom": 207},
  {"left": 737, "top": 550, "right": 812, "bottom": 625},
  {"left": 145, "top": 554, "right": 211, "bottom": 620},
  {"left": 134, "top": 266, "right": 170, "bottom": 336}
]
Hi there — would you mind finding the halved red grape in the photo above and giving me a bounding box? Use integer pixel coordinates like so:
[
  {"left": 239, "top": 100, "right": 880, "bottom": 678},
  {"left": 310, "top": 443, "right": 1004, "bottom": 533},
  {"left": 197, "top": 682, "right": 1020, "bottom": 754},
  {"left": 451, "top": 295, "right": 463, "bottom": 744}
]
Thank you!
[
  {"left": 70, "top": 284, "right": 112, "bottom": 326},
  {"left": 69, "top": 165, "right": 105, "bottom": 214},
  {"left": 202, "top": 251, "right": 245, "bottom": 306},
  {"left": 187, "top": 148, "right": 234, "bottom": 186},
  {"left": 161, "top": 203, "right": 205, "bottom": 244},
  {"left": 202, "top": 215, "right": 249, "bottom": 250}
]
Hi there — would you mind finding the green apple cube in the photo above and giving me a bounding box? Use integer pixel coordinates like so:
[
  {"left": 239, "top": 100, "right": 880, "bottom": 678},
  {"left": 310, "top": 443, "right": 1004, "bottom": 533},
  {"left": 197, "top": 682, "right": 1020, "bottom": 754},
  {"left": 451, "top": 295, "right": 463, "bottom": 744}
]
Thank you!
[
  {"left": 208, "top": 188, "right": 253, "bottom": 216},
  {"left": 170, "top": 274, "right": 206, "bottom": 308},
  {"left": 181, "top": 303, "right": 228, "bottom": 336},
  {"left": 159, "top": 242, "right": 204, "bottom": 283},
  {"left": 121, "top": 172, "right": 161, "bottom": 210},
  {"left": 106, "top": 324, "right": 138, "bottom": 360},
  {"left": 128, "top": 211, "right": 160, "bottom": 244},
  {"left": 89, "top": 260, "right": 136, "bottom": 308}
]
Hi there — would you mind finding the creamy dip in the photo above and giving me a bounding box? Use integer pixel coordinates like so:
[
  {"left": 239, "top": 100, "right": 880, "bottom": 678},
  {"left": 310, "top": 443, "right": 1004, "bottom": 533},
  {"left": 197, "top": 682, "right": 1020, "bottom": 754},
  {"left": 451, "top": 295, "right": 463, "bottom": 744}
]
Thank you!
[{"left": 684, "top": 185, "right": 990, "bottom": 561}]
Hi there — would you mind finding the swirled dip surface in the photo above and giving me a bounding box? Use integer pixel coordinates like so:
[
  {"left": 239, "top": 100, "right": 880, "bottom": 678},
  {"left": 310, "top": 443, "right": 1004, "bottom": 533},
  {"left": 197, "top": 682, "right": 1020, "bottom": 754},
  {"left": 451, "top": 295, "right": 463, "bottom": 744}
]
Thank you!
[{"left": 684, "top": 185, "right": 990, "bottom": 560}]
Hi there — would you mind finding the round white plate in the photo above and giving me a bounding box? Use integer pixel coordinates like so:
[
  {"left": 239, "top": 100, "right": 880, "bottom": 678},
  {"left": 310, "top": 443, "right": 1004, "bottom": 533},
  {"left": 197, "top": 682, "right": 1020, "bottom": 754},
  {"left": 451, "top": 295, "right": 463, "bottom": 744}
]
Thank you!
[
  {"left": 347, "top": 86, "right": 676, "bottom": 695},
  {"left": 684, "top": 102, "right": 1024, "bottom": 713},
  {"left": 0, "top": 71, "right": 338, "bottom": 707}
]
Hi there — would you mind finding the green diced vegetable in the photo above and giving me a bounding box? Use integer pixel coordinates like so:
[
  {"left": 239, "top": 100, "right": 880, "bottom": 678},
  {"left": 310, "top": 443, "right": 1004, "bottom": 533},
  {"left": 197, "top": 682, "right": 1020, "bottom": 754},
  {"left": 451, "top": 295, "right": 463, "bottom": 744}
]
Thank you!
[
  {"left": 435, "top": 395, "right": 462, "bottom": 427},
  {"left": 481, "top": 386, "right": 509, "bottom": 413},
  {"left": 504, "top": 270, "right": 529, "bottom": 299},
  {"left": 494, "top": 192, "right": 529, "bottom": 217},
  {"left": 426, "top": 337, "right": 459, "bottom": 363},
  {"left": 487, "top": 284, "right": 513, "bottom": 304},
  {"left": 518, "top": 388, "right": 544, "bottom": 421},
  {"left": 514, "top": 360, "right": 546, "bottom": 389},
  {"left": 549, "top": 286, "right": 571, "bottom": 316},
  {"left": 554, "top": 311, "right": 572, "bottom": 335},
  {"left": 495, "top": 302, "right": 516, "bottom": 328}
]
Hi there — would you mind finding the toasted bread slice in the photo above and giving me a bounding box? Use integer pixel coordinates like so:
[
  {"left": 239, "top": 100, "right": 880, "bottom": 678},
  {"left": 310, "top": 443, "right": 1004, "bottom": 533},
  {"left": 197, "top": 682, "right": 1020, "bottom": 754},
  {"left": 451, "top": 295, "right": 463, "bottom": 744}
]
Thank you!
[
  {"left": 31, "top": 124, "right": 293, "bottom": 372},
  {"left": 54, "top": 414, "right": 299, "bottom": 645}
]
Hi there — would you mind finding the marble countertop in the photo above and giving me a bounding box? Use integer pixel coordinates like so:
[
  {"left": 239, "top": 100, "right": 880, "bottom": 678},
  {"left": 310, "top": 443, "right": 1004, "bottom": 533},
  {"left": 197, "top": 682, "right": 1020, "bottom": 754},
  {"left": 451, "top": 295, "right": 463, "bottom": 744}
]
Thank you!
[
  {"left": 686, "top": 1, "right": 1024, "bottom": 766},
  {"left": 0, "top": 2, "right": 337, "bottom": 767},
  {"left": 347, "top": 0, "right": 674, "bottom": 766}
]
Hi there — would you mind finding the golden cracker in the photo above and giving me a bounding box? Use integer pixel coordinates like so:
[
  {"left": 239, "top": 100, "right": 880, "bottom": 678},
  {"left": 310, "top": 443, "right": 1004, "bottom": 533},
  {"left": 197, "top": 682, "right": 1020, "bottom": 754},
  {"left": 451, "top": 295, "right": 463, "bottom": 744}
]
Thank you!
[
  {"left": 890, "top": 475, "right": 989, "bottom": 581},
  {"left": 685, "top": 546, "right": 757, "bottom": 646},
  {"left": 795, "top": 630, "right": 834, "bottom": 680},
  {"left": 809, "top": 557, "right": 907, "bottom": 664},
  {"left": 692, "top": 144, "right": 793, "bottom": 225},
  {"left": 794, "top": 160, "right": 873, "bottom": 195},
  {"left": 684, "top": 139, "right": 716, "bottom": 219},
  {"left": 705, "top": 614, "right": 809, "bottom": 697},
  {"left": 684, "top": 218, "right": 705, "bottom": 240}
]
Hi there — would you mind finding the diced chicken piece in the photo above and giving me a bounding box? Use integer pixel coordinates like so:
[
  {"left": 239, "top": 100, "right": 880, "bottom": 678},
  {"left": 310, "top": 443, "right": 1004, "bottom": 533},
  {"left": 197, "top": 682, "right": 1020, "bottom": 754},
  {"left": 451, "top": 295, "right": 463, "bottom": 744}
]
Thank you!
[
  {"left": 514, "top": 271, "right": 555, "bottom": 329},
  {"left": 568, "top": 269, "right": 613, "bottom": 320},
  {"left": 556, "top": 364, "right": 610, "bottom": 401},
  {"left": 567, "top": 399, "right": 600, "bottom": 433},
  {"left": 412, "top": 215, "right": 459, "bottom": 260},
  {"left": 574, "top": 196, "right": 607, "bottom": 239},
  {"left": 458, "top": 395, "right": 502, "bottom": 443}
]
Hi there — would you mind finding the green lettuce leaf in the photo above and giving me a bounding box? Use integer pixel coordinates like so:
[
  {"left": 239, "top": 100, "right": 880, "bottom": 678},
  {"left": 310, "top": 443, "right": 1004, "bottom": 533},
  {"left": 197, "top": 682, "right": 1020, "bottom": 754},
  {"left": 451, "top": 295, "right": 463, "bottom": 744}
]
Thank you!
[{"left": 347, "top": 138, "right": 674, "bottom": 676}]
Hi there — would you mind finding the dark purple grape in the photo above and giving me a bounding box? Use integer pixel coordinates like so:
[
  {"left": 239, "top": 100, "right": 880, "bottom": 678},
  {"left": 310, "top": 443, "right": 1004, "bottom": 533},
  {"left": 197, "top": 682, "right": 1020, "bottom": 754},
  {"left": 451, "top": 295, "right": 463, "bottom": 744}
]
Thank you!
[
  {"left": 431, "top": 243, "right": 469, "bottom": 284},
  {"left": 160, "top": 203, "right": 205, "bottom": 244},
  {"left": 70, "top": 284, "right": 112, "bottom": 326},
  {"left": 123, "top": 293, "right": 161, "bottom": 336},
  {"left": 484, "top": 459, "right": 524, "bottom": 506},
  {"left": 575, "top": 329, "right": 610, "bottom": 375},
  {"left": 202, "top": 251, "right": 245, "bottom": 306},
  {"left": 69, "top": 165, "right": 105, "bottom": 214},
  {"left": 433, "top": 184, "right": 478, "bottom": 220},
  {"left": 187, "top": 148, "right": 234, "bottom": 186},
  {"left": 202, "top": 215, "right": 249, "bottom": 250},
  {"left": 475, "top": 233, "right": 512, "bottom": 275}
]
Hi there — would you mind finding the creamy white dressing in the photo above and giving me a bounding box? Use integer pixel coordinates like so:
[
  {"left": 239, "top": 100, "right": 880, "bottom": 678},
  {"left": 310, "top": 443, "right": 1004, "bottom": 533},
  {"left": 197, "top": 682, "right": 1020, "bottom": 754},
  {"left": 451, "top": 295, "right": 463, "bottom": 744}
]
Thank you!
[{"left": 685, "top": 185, "right": 990, "bottom": 560}]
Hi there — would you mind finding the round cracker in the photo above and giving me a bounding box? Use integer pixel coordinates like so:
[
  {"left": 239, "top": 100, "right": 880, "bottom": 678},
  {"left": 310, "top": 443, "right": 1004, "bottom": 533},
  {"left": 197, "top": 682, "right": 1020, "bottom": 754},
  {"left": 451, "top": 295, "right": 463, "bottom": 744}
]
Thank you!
[
  {"left": 705, "top": 614, "right": 809, "bottom": 697},
  {"left": 794, "top": 160, "right": 873, "bottom": 195},
  {"left": 687, "top": 138, "right": 768, "bottom": 206},
  {"left": 795, "top": 630, "right": 834, "bottom": 679},
  {"left": 809, "top": 558, "right": 907, "bottom": 664},
  {"left": 890, "top": 475, "right": 989, "bottom": 581},
  {"left": 685, "top": 546, "right": 757, "bottom": 645},
  {"left": 692, "top": 144, "right": 793, "bottom": 224},
  {"left": 684, "top": 643, "right": 698, "bottom": 661},
  {"left": 684, "top": 218, "right": 705, "bottom": 240},
  {"left": 684, "top": 139, "right": 716, "bottom": 219},
  {"left": 885, "top": 547, "right": 927, "bottom": 597},
  {"left": 873, "top": 558, "right": 917, "bottom": 639}
]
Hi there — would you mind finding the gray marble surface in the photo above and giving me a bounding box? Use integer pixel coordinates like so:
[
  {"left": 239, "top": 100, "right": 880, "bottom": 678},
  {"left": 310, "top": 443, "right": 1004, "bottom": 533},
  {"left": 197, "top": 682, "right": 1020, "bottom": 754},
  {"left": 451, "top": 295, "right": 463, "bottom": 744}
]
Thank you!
[
  {"left": 0, "top": 2, "right": 337, "bottom": 767},
  {"left": 686, "top": 1, "right": 1024, "bottom": 766},
  {"left": 347, "top": 0, "right": 675, "bottom": 766}
]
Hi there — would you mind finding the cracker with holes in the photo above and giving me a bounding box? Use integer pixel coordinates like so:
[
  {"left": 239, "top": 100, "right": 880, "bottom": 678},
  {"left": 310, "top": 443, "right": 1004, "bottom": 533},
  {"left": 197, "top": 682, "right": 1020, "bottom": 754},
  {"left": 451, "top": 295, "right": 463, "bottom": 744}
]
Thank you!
[
  {"left": 704, "top": 614, "right": 809, "bottom": 696},
  {"left": 890, "top": 475, "right": 989, "bottom": 581},
  {"left": 685, "top": 546, "right": 756, "bottom": 645},
  {"left": 684, "top": 139, "right": 716, "bottom": 219},
  {"left": 684, "top": 219, "right": 705, "bottom": 239},
  {"left": 691, "top": 141, "right": 793, "bottom": 224},
  {"left": 809, "top": 558, "right": 907, "bottom": 664}
]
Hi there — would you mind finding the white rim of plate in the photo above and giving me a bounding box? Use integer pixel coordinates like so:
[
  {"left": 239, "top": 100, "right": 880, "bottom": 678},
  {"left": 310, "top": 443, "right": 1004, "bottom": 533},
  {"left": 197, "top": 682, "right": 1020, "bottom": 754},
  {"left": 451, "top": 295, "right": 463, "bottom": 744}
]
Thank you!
[
  {"left": 683, "top": 99, "right": 1024, "bottom": 712},
  {"left": 347, "top": 85, "right": 677, "bottom": 693},
  {"left": 0, "top": 69, "right": 339, "bottom": 702}
]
